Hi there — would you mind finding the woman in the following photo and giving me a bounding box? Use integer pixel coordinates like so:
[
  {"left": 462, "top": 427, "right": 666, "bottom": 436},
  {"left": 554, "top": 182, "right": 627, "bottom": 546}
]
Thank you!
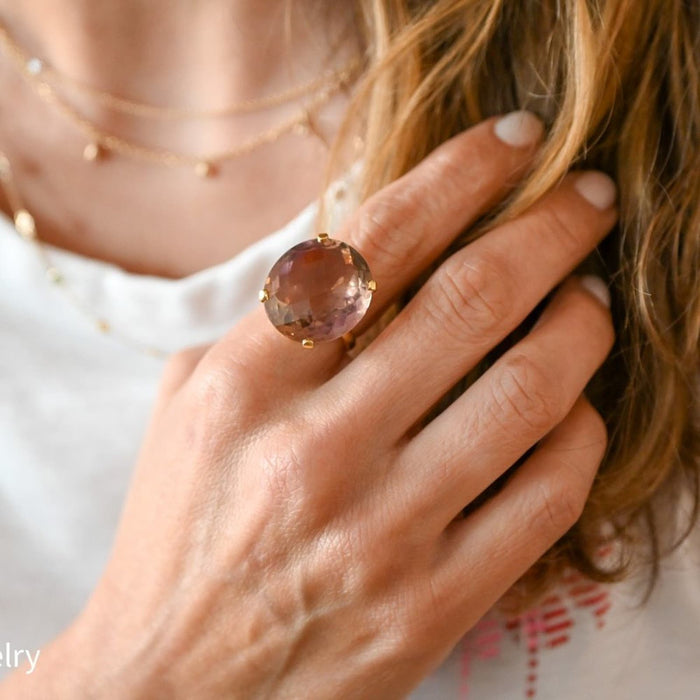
[{"left": 0, "top": 0, "right": 697, "bottom": 697}]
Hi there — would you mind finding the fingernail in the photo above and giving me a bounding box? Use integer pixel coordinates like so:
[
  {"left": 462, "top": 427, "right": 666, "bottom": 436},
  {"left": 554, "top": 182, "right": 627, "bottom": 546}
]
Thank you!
[
  {"left": 494, "top": 110, "right": 544, "bottom": 147},
  {"left": 574, "top": 171, "right": 617, "bottom": 210},
  {"left": 580, "top": 275, "right": 611, "bottom": 308}
]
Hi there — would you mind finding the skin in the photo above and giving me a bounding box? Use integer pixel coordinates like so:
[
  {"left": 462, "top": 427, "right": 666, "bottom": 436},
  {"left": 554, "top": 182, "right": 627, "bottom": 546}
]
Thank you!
[{"left": 0, "top": 3, "right": 617, "bottom": 698}]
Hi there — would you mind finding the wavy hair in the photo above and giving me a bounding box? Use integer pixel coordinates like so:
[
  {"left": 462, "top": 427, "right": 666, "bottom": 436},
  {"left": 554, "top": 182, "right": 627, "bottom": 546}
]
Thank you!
[{"left": 322, "top": 0, "right": 700, "bottom": 608}]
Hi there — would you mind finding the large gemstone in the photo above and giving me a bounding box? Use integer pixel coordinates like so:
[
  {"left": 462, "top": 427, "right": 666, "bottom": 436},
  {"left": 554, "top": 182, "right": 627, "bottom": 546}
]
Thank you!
[{"left": 261, "top": 235, "right": 375, "bottom": 344}]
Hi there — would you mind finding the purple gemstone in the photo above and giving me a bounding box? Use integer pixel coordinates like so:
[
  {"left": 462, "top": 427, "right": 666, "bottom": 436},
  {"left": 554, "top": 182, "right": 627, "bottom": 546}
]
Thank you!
[{"left": 262, "top": 237, "right": 374, "bottom": 343}]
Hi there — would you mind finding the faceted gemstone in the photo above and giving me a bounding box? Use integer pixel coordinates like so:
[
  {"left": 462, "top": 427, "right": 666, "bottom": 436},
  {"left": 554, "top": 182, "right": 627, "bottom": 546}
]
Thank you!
[{"left": 262, "top": 236, "right": 374, "bottom": 343}]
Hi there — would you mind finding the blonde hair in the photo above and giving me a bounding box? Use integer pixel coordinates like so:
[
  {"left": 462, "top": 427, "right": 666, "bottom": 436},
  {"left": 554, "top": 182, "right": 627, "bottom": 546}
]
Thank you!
[{"left": 325, "top": 0, "right": 700, "bottom": 607}]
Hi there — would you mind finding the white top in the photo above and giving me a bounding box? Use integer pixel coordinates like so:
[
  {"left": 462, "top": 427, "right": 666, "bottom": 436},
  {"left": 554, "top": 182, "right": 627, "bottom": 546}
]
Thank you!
[{"left": 1, "top": 178, "right": 699, "bottom": 698}]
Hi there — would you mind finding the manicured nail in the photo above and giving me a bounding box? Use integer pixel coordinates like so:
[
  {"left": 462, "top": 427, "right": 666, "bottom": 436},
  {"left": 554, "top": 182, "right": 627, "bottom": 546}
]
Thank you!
[
  {"left": 574, "top": 171, "right": 617, "bottom": 210},
  {"left": 494, "top": 110, "right": 544, "bottom": 147},
  {"left": 580, "top": 275, "right": 611, "bottom": 308}
]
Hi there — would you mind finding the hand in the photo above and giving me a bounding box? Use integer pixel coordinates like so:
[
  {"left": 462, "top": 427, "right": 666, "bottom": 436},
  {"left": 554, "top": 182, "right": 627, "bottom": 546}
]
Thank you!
[{"left": 4, "top": 112, "right": 617, "bottom": 699}]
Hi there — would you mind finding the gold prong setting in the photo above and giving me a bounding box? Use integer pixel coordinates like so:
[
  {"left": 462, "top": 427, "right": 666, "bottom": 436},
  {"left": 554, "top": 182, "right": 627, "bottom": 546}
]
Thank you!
[{"left": 258, "top": 289, "right": 270, "bottom": 303}]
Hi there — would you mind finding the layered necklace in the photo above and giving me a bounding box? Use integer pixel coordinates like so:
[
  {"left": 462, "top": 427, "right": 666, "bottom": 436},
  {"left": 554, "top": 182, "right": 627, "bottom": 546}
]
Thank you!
[
  {"left": 0, "top": 22, "right": 362, "bottom": 177},
  {"left": 0, "top": 21, "right": 362, "bottom": 357}
]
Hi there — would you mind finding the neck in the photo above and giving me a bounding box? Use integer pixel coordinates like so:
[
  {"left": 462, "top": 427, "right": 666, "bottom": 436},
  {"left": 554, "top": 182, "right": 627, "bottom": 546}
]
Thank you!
[{"left": 0, "top": 1, "right": 360, "bottom": 109}]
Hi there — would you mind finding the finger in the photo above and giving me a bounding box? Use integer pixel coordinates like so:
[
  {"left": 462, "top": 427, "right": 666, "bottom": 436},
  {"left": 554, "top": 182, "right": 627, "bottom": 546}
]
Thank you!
[
  {"left": 326, "top": 170, "right": 617, "bottom": 437},
  {"left": 337, "top": 111, "right": 544, "bottom": 334},
  {"left": 205, "top": 112, "right": 544, "bottom": 383},
  {"left": 392, "top": 275, "right": 613, "bottom": 532},
  {"left": 429, "top": 395, "right": 607, "bottom": 639}
]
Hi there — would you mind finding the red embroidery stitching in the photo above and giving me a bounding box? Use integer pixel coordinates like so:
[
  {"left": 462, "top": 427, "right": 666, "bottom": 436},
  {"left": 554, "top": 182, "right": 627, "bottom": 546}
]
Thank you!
[{"left": 458, "top": 572, "right": 613, "bottom": 698}]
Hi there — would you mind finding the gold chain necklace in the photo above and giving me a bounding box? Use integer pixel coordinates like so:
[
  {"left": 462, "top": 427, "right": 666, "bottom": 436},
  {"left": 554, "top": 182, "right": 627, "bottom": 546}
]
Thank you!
[
  {"left": 0, "top": 24, "right": 362, "bottom": 177},
  {"left": 31, "top": 76, "right": 348, "bottom": 177},
  {"left": 0, "top": 153, "right": 170, "bottom": 357},
  {"left": 0, "top": 22, "right": 360, "bottom": 119}
]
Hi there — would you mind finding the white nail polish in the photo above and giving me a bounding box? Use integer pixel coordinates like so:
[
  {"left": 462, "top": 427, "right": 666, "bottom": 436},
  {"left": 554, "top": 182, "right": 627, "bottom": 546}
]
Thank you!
[
  {"left": 580, "top": 275, "right": 611, "bottom": 308},
  {"left": 493, "top": 110, "right": 544, "bottom": 147},
  {"left": 574, "top": 172, "right": 617, "bottom": 210}
]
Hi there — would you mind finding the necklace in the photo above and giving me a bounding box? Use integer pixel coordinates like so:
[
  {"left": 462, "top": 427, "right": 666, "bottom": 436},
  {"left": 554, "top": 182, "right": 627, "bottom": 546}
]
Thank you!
[
  {"left": 0, "top": 153, "right": 170, "bottom": 357},
  {"left": 0, "top": 23, "right": 362, "bottom": 177},
  {"left": 29, "top": 76, "right": 348, "bottom": 177},
  {"left": 0, "top": 22, "right": 359, "bottom": 120},
  {"left": 31, "top": 58, "right": 358, "bottom": 122}
]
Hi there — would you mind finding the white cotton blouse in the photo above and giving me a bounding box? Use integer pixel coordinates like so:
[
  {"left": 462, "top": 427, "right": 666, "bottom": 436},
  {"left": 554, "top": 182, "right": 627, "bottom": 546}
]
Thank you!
[{"left": 1, "top": 176, "right": 699, "bottom": 698}]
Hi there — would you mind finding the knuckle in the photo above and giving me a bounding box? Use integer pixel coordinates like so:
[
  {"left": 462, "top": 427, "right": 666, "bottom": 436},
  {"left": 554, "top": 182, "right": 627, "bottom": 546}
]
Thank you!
[
  {"left": 588, "top": 407, "right": 609, "bottom": 452},
  {"left": 493, "top": 354, "right": 563, "bottom": 432},
  {"left": 427, "top": 254, "right": 511, "bottom": 341},
  {"left": 530, "top": 402, "right": 609, "bottom": 539},
  {"left": 172, "top": 366, "right": 242, "bottom": 456},
  {"left": 534, "top": 473, "right": 587, "bottom": 537},
  {"left": 188, "top": 363, "right": 241, "bottom": 417},
  {"left": 354, "top": 188, "right": 424, "bottom": 277},
  {"left": 578, "top": 400, "right": 610, "bottom": 462},
  {"left": 258, "top": 417, "right": 347, "bottom": 530}
]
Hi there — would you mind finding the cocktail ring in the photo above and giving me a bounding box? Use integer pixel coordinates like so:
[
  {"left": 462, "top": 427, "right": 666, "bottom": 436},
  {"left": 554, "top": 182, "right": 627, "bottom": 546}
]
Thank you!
[{"left": 259, "top": 233, "right": 376, "bottom": 349}]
